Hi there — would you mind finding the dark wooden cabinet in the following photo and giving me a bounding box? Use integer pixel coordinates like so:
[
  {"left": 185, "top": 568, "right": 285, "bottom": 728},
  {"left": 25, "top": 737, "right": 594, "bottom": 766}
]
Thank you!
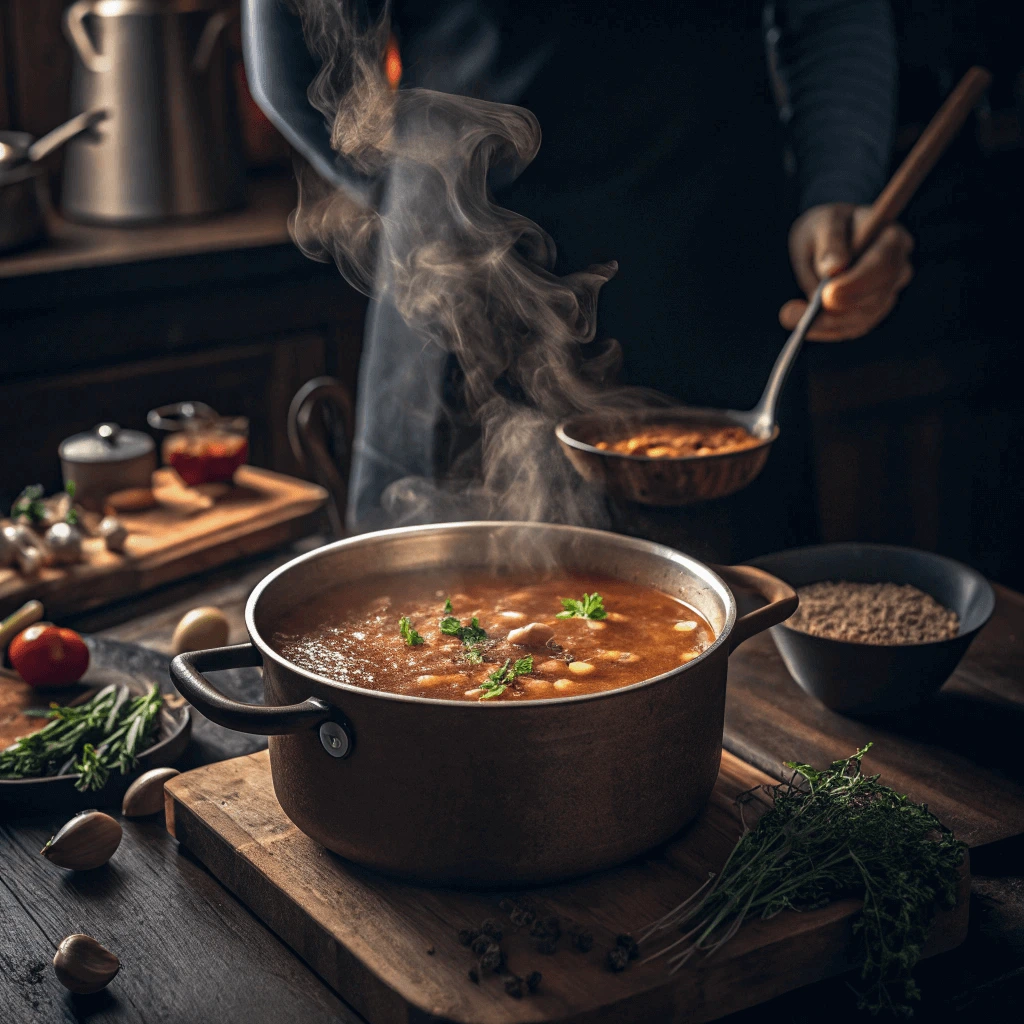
[{"left": 0, "top": 177, "right": 366, "bottom": 512}]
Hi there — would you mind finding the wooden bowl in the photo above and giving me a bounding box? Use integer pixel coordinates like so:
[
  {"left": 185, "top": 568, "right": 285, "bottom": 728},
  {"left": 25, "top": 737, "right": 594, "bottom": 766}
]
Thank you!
[
  {"left": 556, "top": 409, "right": 777, "bottom": 507},
  {"left": 0, "top": 636, "right": 191, "bottom": 815}
]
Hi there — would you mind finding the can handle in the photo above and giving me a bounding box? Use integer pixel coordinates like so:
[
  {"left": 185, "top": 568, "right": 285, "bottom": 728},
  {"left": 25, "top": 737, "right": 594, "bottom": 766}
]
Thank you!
[
  {"left": 63, "top": 1, "right": 111, "bottom": 74},
  {"left": 170, "top": 643, "right": 333, "bottom": 735},
  {"left": 711, "top": 564, "right": 798, "bottom": 652}
]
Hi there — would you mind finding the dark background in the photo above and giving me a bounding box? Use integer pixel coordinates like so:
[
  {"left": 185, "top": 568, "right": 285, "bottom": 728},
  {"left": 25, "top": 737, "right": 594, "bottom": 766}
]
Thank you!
[{"left": 0, "top": 0, "right": 1021, "bottom": 584}]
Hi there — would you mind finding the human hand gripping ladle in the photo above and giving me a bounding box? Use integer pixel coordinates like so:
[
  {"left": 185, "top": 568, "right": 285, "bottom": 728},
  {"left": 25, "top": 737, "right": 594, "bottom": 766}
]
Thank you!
[
  {"left": 741, "top": 65, "right": 991, "bottom": 441},
  {"left": 557, "top": 66, "right": 992, "bottom": 506}
]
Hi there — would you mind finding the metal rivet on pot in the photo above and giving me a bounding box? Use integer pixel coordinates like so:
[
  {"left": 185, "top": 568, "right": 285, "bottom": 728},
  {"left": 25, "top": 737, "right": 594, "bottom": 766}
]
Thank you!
[{"left": 319, "top": 721, "right": 352, "bottom": 759}]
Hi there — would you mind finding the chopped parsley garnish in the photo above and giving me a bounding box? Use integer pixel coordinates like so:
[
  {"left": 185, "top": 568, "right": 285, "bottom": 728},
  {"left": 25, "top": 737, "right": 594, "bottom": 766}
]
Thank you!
[
  {"left": 399, "top": 616, "right": 424, "bottom": 646},
  {"left": 443, "top": 597, "right": 453, "bottom": 614},
  {"left": 440, "top": 615, "right": 487, "bottom": 645},
  {"left": 556, "top": 592, "right": 607, "bottom": 621},
  {"left": 463, "top": 647, "right": 484, "bottom": 665},
  {"left": 479, "top": 655, "right": 533, "bottom": 700}
]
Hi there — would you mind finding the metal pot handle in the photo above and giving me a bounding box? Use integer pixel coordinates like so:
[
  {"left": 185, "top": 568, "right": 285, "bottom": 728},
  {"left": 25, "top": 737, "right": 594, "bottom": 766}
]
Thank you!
[
  {"left": 711, "top": 564, "right": 798, "bottom": 652},
  {"left": 193, "top": 8, "right": 236, "bottom": 73},
  {"left": 170, "top": 643, "right": 336, "bottom": 736},
  {"left": 63, "top": 1, "right": 111, "bottom": 74}
]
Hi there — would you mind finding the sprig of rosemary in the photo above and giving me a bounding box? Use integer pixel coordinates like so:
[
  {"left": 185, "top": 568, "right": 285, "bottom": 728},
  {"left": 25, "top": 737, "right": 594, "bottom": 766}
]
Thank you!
[
  {"left": 641, "top": 745, "right": 965, "bottom": 1016},
  {"left": 0, "top": 683, "right": 164, "bottom": 791},
  {"left": 399, "top": 616, "right": 424, "bottom": 646},
  {"left": 480, "top": 655, "right": 533, "bottom": 700},
  {"left": 556, "top": 593, "right": 607, "bottom": 620}
]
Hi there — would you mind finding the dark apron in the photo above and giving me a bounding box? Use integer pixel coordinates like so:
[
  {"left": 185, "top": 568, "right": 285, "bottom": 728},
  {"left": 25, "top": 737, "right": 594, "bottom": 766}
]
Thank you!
[{"left": 351, "top": 0, "right": 818, "bottom": 560}]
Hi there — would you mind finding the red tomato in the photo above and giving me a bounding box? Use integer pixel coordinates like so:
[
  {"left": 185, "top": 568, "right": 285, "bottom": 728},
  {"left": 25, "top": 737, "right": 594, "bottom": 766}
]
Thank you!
[{"left": 8, "top": 624, "right": 90, "bottom": 688}]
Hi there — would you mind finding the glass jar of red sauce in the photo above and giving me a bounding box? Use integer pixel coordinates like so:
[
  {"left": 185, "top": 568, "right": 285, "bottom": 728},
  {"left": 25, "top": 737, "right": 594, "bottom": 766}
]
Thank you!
[{"left": 147, "top": 402, "right": 249, "bottom": 486}]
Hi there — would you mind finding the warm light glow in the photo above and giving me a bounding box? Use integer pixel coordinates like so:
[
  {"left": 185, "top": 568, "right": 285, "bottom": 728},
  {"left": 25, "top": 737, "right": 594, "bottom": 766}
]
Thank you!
[{"left": 384, "top": 33, "right": 402, "bottom": 90}]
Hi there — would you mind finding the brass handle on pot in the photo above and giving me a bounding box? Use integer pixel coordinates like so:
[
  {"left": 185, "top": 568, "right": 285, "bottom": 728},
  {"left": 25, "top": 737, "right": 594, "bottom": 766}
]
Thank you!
[
  {"left": 170, "top": 643, "right": 336, "bottom": 736},
  {"left": 710, "top": 564, "right": 798, "bottom": 652}
]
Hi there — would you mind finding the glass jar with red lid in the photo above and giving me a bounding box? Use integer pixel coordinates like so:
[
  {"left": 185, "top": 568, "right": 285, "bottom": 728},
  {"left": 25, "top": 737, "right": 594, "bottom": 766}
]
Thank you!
[{"left": 147, "top": 402, "right": 249, "bottom": 486}]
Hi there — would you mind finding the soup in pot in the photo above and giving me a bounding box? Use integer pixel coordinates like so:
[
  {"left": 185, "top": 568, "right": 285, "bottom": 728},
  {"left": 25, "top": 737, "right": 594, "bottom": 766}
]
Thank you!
[{"left": 269, "top": 570, "right": 715, "bottom": 702}]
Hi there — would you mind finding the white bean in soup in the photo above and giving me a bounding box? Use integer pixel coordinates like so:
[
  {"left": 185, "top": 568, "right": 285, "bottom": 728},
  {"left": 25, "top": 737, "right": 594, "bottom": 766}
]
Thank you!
[{"left": 269, "top": 570, "right": 715, "bottom": 703}]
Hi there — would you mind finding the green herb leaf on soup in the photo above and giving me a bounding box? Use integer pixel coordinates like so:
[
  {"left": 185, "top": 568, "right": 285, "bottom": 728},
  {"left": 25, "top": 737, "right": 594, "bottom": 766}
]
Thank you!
[
  {"left": 479, "top": 655, "right": 534, "bottom": 700},
  {"left": 556, "top": 592, "right": 607, "bottom": 620},
  {"left": 443, "top": 597, "right": 453, "bottom": 614},
  {"left": 440, "top": 614, "right": 488, "bottom": 646},
  {"left": 399, "top": 616, "right": 424, "bottom": 646}
]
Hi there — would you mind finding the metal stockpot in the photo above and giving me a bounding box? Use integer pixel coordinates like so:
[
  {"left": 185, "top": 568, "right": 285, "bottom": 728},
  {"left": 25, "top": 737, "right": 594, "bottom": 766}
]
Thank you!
[
  {"left": 62, "top": 0, "right": 243, "bottom": 223},
  {"left": 171, "top": 522, "right": 796, "bottom": 886}
]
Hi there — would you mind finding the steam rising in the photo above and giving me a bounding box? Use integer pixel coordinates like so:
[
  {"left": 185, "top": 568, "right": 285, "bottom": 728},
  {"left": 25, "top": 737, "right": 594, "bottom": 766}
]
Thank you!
[{"left": 290, "top": 0, "right": 653, "bottom": 526}]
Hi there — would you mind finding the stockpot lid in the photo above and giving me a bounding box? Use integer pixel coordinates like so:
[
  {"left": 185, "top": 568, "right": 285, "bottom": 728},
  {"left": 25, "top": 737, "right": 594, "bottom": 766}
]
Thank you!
[{"left": 59, "top": 422, "right": 155, "bottom": 464}]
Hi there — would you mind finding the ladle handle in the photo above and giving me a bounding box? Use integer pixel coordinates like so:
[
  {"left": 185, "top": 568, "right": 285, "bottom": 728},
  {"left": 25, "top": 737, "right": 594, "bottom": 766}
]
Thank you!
[
  {"left": 748, "top": 65, "right": 992, "bottom": 439},
  {"left": 850, "top": 66, "right": 992, "bottom": 258}
]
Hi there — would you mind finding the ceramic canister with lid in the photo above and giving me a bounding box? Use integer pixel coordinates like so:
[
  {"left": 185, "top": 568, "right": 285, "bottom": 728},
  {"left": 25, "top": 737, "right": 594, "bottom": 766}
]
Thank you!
[{"left": 59, "top": 422, "right": 156, "bottom": 509}]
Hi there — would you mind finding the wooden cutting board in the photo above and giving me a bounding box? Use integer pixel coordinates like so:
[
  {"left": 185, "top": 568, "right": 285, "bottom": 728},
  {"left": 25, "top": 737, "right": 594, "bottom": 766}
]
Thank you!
[
  {"left": 724, "top": 584, "right": 1024, "bottom": 849},
  {"left": 165, "top": 749, "right": 969, "bottom": 1024},
  {"left": 0, "top": 466, "right": 326, "bottom": 620}
]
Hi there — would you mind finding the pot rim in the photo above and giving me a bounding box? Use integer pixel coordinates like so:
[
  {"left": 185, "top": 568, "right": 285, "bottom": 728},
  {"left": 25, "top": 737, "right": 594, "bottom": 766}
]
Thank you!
[{"left": 245, "top": 521, "right": 738, "bottom": 709}]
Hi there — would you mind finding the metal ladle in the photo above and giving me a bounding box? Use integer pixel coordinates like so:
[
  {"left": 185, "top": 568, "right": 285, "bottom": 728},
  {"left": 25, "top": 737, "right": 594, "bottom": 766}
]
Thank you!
[{"left": 556, "top": 67, "right": 993, "bottom": 506}]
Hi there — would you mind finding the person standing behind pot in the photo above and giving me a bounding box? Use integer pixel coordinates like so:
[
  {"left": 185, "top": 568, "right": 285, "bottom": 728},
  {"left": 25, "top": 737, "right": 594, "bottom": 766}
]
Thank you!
[{"left": 346, "top": 0, "right": 914, "bottom": 558}]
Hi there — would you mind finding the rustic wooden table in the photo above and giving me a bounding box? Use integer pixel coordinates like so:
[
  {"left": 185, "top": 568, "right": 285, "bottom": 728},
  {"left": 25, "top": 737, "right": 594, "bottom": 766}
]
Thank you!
[{"left": 2, "top": 540, "right": 1022, "bottom": 1024}]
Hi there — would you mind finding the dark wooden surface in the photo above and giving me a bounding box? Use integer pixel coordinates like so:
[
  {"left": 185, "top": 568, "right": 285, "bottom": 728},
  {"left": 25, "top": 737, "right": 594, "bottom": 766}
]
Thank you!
[
  {"left": 1, "top": 542, "right": 1023, "bottom": 1023},
  {"left": 167, "top": 748, "right": 968, "bottom": 1024},
  {"left": 724, "top": 585, "right": 1024, "bottom": 849}
]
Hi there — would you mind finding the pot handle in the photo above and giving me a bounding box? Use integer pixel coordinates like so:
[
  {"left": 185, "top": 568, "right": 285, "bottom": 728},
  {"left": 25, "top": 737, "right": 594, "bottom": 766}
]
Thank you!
[
  {"left": 63, "top": 1, "right": 111, "bottom": 74},
  {"left": 711, "top": 564, "right": 798, "bottom": 652},
  {"left": 170, "top": 643, "right": 334, "bottom": 735}
]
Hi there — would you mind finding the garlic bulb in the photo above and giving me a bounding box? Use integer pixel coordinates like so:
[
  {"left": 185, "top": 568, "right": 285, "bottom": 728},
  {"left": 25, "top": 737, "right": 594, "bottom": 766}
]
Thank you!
[
  {"left": 53, "top": 934, "right": 120, "bottom": 994},
  {"left": 40, "top": 810, "right": 122, "bottom": 870},
  {"left": 44, "top": 522, "right": 84, "bottom": 565},
  {"left": 172, "top": 606, "right": 230, "bottom": 654},
  {"left": 2, "top": 523, "right": 48, "bottom": 574},
  {"left": 122, "top": 767, "right": 180, "bottom": 818}
]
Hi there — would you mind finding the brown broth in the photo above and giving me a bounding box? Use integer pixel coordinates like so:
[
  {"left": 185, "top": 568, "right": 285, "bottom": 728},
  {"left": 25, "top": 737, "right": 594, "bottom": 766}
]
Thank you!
[{"left": 269, "top": 570, "right": 715, "bottom": 702}]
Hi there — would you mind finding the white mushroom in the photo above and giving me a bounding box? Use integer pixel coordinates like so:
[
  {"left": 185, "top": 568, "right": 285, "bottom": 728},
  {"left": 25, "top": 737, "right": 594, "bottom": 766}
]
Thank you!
[
  {"left": 506, "top": 622, "right": 555, "bottom": 647},
  {"left": 45, "top": 522, "right": 84, "bottom": 565},
  {"left": 97, "top": 516, "right": 129, "bottom": 553}
]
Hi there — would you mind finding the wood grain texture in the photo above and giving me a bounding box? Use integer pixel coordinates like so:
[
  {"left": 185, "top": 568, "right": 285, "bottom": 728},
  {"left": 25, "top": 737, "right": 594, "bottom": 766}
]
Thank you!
[
  {"left": 0, "top": 467, "right": 326, "bottom": 619},
  {"left": 0, "top": 814, "right": 361, "bottom": 1024},
  {"left": 724, "top": 584, "right": 1024, "bottom": 849},
  {"left": 166, "top": 749, "right": 969, "bottom": 1024}
]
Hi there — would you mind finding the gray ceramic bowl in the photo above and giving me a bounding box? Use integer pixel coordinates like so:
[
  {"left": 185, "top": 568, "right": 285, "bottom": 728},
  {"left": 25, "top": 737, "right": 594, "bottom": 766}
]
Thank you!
[{"left": 749, "top": 543, "right": 995, "bottom": 715}]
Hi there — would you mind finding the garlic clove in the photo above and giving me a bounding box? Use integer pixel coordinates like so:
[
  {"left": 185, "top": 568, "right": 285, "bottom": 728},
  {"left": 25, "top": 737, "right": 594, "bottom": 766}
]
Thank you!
[
  {"left": 41, "top": 810, "right": 122, "bottom": 870},
  {"left": 45, "top": 522, "right": 84, "bottom": 565},
  {"left": 53, "top": 934, "right": 120, "bottom": 994},
  {"left": 97, "top": 515, "right": 129, "bottom": 553},
  {"left": 171, "top": 606, "right": 230, "bottom": 654},
  {"left": 121, "top": 767, "right": 180, "bottom": 818}
]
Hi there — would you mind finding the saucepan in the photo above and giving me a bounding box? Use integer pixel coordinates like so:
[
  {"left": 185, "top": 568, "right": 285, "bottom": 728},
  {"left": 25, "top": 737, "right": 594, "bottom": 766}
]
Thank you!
[
  {"left": 557, "top": 67, "right": 992, "bottom": 507},
  {"left": 170, "top": 521, "right": 796, "bottom": 886},
  {"left": 0, "top": 110, "right": 106, "bottom": 253}
]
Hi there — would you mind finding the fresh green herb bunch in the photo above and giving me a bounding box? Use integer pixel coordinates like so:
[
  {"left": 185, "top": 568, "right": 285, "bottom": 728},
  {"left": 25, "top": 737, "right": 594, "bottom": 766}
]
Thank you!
[
  {"left": 556, "top": 593, "right": 607, "bottom": 620},
  {"left": 642, "top": 746, "right": 965, "bottom": 1016},
  {"left": 11, "top": 484, "right": 46, "bottom": 523},
  {"left": 0, "top": 683, "right": 164, "bottom": 791}
]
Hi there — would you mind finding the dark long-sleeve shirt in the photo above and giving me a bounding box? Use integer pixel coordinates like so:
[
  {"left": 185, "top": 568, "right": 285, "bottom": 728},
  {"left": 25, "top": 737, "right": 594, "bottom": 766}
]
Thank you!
[{"left": 771, "top": 0, "right": 898, "bottom": 211}]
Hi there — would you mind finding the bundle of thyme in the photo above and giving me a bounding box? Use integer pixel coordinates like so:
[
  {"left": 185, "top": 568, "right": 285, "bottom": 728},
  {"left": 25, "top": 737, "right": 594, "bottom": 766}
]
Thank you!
[
  {"left": 642, "top": 746, "right": 965, "bottom": 1016},
  {"left": 0, "top": 683, "right": 163, "bottom": 791}
]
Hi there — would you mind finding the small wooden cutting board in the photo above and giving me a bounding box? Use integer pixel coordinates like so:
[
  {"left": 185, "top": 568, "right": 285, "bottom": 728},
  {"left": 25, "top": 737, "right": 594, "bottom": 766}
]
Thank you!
[
  {"left": 165, "top": 749, "right": 969, "bottom": 1024},
  {"left": 0, "top": 466, "right": 326, "bottom": 620}
]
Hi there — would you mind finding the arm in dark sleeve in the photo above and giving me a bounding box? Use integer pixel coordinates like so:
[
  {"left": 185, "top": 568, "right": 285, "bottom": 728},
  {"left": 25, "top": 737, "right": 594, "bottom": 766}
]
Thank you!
[{"left": 770, "top": 0, "right": 898, "bottom": 213}]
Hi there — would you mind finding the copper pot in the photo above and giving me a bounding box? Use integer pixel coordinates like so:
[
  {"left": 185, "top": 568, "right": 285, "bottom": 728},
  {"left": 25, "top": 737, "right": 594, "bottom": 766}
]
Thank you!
[{"left": 171, "top": 522, "right": 796, "bottom": 885}]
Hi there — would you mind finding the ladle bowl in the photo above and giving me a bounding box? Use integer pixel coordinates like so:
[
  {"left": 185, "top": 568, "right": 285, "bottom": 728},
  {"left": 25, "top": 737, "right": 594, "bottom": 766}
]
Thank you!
[{"left": 556, "top": 408, "right": 777, "bottom": 506}]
